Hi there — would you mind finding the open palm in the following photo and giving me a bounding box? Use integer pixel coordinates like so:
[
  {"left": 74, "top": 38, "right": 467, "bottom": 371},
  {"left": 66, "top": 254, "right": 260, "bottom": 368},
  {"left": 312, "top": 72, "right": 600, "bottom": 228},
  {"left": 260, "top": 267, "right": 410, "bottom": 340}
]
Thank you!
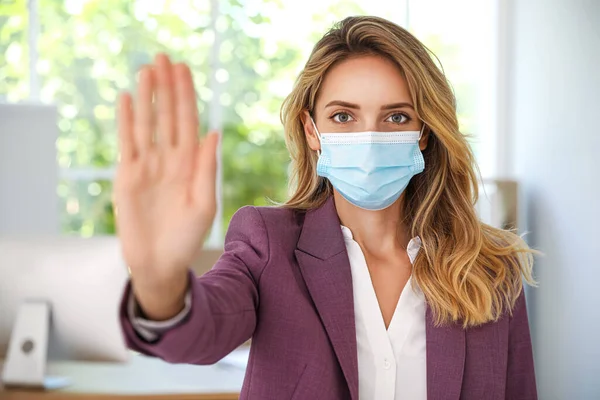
[{"left": 114, "top": 54, "right": 218, "bottom": 281}]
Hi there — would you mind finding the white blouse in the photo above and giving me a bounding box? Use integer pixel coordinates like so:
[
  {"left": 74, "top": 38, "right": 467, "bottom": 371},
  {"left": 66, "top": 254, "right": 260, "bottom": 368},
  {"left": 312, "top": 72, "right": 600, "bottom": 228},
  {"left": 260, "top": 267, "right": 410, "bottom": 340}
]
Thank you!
[
  {"left": 341, "top": 225, "right": 427, "bottom": 400},
  {"left": 130, "top": 226, "right": 428, "bottom": 400}
]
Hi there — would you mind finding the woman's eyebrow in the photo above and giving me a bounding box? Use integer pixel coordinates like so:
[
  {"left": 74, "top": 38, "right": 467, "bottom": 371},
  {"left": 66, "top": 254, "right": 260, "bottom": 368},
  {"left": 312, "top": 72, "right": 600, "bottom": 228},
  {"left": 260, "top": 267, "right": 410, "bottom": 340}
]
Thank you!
[
  {"left": 380, "top": 102, "right": 414, "bottom": 110},
  {"left": 324, "top": 100, "right": 360, "bottom": 109},
  {"left": 323, "top": 100, "right": 415, "bottom": 110}
]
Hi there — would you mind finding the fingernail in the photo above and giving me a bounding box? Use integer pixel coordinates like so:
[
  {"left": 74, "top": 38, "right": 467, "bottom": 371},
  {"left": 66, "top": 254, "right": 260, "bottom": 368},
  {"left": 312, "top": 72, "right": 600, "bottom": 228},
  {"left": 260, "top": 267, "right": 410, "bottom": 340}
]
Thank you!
[
  {"left": 136, "top": 66, "right": 146, "bottom": 80},
  {"left": 137, "top": 64, "right": 149, "bottom": 74}
]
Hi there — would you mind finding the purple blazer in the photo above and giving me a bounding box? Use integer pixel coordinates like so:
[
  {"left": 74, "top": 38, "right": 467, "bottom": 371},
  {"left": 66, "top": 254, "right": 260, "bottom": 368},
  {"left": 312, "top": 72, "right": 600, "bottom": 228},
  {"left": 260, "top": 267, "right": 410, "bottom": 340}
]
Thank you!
[{"left": 120, "top": 197, "right": 537, "bottom": 399}]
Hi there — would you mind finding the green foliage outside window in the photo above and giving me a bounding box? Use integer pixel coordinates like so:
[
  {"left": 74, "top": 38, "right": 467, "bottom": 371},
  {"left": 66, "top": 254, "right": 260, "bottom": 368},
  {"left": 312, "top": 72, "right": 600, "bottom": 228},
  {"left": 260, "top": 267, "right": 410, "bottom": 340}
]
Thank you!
[{"left": 0, "top": 0, "right": 478, "bottom": 239}]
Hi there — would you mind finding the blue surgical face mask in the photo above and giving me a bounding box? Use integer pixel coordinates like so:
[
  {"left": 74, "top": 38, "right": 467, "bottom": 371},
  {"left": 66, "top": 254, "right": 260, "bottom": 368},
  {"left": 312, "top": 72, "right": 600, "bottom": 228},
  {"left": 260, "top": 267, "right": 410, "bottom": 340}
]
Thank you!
[{"left": 311, "top": 118, "right": 425, "bottom": 211}]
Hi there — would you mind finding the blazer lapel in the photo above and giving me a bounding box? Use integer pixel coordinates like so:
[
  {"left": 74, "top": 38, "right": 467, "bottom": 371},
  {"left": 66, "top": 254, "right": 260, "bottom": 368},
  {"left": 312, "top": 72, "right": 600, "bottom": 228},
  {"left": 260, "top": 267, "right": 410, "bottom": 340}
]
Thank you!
[
  {"left": 295, "top": 197, "right": 359, "bottom": 400},
  {"left": 426, "top": 306, "right": 466, "bottom": 400}
]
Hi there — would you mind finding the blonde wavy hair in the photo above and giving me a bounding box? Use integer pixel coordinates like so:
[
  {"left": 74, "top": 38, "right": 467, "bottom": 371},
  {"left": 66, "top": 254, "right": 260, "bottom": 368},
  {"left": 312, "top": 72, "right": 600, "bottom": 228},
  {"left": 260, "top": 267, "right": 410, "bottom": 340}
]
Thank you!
[{"left": 280, "top": 16, "right": 537, "bottom": 328}]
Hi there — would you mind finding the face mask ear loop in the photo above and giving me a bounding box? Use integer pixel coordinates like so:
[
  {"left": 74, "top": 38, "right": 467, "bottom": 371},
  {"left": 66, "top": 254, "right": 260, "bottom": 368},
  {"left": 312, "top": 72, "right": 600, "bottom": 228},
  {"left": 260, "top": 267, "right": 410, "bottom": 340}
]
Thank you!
[
  {"left": 310, "top": 117, "right": 323, "bottom": 156},
  {"left": 418, "top": 123, "right": 426, "bottom": 141}
]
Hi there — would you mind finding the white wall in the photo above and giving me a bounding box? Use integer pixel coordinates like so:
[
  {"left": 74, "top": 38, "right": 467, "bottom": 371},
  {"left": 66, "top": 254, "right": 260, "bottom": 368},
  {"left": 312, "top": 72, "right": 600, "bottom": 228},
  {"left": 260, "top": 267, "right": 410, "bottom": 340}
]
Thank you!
[
  {"left": 507, "top": 0, "right": 600, "bottom": 398},
  {"left": 0, "top": 103, "right": 59, "bottom": 235}
]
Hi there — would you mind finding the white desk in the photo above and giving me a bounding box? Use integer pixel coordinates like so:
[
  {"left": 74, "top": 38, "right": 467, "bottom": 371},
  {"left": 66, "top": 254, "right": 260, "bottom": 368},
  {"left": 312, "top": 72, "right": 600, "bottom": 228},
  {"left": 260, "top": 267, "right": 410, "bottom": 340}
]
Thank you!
[{"left": 0, "top": 349, "right": 247, "bottom": 399}]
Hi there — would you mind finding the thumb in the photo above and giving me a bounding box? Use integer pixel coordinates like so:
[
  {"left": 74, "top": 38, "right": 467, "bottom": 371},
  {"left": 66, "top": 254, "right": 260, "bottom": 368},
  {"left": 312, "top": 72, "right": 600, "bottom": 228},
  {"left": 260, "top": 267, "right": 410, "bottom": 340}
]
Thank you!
[{"left": 193, "top": 130, "right": 220, "bottom": 199}]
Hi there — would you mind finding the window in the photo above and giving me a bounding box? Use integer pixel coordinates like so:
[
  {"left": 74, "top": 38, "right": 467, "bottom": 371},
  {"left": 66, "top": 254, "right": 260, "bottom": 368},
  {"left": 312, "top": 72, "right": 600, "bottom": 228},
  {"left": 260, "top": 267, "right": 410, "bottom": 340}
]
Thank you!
[
  {"left": 407, "top": 0, "right": 497, "bottom": 178},
  {"left": 0, "top": 0, "right": 497, "bottom": 244}
]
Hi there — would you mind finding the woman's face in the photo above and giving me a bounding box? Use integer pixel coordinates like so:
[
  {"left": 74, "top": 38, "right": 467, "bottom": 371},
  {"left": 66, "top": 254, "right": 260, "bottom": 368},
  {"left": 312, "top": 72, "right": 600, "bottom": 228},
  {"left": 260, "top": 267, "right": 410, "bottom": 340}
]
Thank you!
[{"left": 303, "top": 55, "right": 428, "bottom": 152}]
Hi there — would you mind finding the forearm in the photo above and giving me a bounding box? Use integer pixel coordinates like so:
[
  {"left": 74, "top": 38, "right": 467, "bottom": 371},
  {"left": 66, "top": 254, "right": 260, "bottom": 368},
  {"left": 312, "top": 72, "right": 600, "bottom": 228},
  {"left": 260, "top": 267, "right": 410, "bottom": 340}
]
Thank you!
[{"left": 120, "top": 271, "right": 257, "bottom": 365}]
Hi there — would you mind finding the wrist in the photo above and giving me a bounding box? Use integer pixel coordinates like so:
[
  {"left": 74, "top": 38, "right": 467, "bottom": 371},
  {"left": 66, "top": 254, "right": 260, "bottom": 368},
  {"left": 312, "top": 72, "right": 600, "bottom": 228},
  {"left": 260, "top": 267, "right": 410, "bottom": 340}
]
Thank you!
[{"left": 131, "top": 269, "right": 189, "bottom": 321}]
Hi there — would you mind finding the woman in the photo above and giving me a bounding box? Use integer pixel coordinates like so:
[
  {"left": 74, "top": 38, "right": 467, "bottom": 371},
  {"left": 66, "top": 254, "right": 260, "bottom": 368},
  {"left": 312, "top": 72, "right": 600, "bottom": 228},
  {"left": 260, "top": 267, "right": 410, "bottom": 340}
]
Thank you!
[{"left": 116, "top": 16, "right": 537, "bottom": 400}]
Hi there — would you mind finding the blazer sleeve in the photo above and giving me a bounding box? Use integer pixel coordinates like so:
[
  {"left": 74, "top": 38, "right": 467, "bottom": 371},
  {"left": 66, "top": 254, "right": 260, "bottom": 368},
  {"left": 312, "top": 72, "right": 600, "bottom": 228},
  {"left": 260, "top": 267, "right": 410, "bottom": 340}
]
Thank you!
[
  {"left": 119, "top": 206, "right": 270, "bottom": 365},
  {"left": 505, "top": 290, "right": 538, "bottom": 399}
]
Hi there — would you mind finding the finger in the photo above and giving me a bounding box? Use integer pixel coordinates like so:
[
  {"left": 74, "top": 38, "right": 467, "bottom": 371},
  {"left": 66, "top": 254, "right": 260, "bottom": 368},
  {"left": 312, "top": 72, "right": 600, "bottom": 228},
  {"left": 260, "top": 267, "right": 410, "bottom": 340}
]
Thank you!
[
  {"left": 134, "top": 66, "right": 154, "bottom": 152},
  {"left": 174, "top": 63, "right": 200, "bottom": 151},
  {"left": 194, "top": 131, "right": 219, "bottom": 199},
  {"left": 155, "top": 53, "right": 176, "bottom": 148},
  {"left": 117, "top": 92, "right": 135, "bottom": 161}
]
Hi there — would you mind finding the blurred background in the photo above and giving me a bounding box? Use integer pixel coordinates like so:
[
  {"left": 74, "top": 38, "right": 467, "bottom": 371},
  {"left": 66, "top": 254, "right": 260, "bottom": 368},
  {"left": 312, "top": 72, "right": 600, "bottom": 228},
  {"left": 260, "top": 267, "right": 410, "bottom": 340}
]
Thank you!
[
  {"left": 0, "top": 0, "right": 498, "bottom": 241},
  {"left": 0, "top": 0, "right": 598, "bottom": 398}
]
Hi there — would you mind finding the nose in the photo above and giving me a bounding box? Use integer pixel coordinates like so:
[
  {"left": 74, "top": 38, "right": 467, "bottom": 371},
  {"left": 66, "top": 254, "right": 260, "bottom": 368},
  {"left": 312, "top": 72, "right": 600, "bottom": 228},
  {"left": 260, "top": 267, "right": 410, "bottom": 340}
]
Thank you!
[{"left": 359, "top": 116, "right": 379, "bottom": 132}]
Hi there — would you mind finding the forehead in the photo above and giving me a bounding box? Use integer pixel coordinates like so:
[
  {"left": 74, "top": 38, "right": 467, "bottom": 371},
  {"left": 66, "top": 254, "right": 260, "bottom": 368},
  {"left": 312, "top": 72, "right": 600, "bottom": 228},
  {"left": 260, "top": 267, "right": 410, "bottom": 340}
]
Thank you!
[{"left": 316, "top": 55, "right": 412, "bottom": 107}]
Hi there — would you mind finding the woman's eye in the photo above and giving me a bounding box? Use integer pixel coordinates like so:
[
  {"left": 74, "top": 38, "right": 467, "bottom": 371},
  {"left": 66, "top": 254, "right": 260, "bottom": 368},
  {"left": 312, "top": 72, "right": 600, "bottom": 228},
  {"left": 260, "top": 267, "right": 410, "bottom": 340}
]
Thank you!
[
  {"left": 332, "top": 112, "right": 354, "bottom": 123},
  {"left": 387, "top": 113, "right": 409, "bottom": 124}
]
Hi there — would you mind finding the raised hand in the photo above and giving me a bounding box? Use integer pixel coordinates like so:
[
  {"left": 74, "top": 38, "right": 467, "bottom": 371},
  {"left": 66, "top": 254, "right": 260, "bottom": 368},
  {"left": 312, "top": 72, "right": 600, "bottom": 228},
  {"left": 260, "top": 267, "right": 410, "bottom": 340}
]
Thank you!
[{"left": 114, "top": 53, "right": 219, "bottom": 319}]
